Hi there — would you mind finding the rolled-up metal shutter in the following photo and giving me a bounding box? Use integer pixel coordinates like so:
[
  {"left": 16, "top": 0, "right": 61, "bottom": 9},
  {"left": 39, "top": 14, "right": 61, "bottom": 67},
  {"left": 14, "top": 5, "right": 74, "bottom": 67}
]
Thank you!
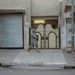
[{"left": 0, "top": 14, "right": 23, "bottom": 48}]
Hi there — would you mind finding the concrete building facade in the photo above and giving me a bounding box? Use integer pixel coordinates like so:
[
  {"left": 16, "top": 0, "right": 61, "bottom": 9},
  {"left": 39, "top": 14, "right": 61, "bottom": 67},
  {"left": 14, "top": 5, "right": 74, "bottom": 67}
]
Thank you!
[{"left": 0, "top": 0, "right": 74, "bottom": 50}]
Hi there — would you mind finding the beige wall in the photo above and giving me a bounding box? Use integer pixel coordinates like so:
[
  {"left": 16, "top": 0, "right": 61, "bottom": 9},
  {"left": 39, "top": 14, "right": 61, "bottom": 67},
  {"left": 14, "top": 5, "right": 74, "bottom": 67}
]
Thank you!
[
  {"left": 62, "top": 0, "right": 75, "bottom": 50},
  {"left": 0, "top": 0, "right": 31, "bottom": 24},
  {"left": 65, "top": 0, "right": 75, "bottom": 5},
  {"left": 0, "top": 0, "right": 25, "bottom": 9},
  {"left": 0, "top": 0, "right": 71, "bottom": 49},
  {"left": 0, "top": 0, "right": 31, "bottom": 50},
  {"left": 62, "top": 0, "right": 66, "bottom": 18},
  {"left": 31, "top": 0, "right": 60, "bottom": 16},
  {"left": 0, "top": 0, "right": 67, "bottom": 24}
]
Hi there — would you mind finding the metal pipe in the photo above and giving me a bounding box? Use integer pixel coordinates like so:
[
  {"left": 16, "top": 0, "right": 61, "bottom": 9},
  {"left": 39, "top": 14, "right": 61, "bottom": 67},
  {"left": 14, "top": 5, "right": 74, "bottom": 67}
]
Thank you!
[
  {"left": 60, "top": 0, "right": 62, "bottom": 19},
  {"left": 71, "top": 0, "right": 74, "bottom": 51}
]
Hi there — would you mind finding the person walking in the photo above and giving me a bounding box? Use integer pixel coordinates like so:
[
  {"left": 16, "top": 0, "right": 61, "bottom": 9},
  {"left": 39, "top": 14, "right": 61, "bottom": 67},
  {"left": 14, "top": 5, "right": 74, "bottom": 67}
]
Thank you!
[{"left": 31, "top": 29, "right": 40, "bottom": 53}]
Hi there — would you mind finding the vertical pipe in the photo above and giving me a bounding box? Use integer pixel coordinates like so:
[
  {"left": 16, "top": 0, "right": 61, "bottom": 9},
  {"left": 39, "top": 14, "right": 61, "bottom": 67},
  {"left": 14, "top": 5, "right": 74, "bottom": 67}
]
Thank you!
[
  {"left": 60, "top": 0, "right": 62, "bottom": 19},
  {"left": 71, "top": 0, "right": 74, "bottom": 51},
  {"left": 60, "top": 0, "right": 62, "bottom": 49}
]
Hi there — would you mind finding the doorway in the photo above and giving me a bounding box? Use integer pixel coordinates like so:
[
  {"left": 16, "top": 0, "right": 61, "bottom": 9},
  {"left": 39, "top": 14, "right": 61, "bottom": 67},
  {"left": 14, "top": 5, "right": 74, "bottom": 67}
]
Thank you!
[{"left": 31, "top": 17, "right": 61, "bottom": 49}]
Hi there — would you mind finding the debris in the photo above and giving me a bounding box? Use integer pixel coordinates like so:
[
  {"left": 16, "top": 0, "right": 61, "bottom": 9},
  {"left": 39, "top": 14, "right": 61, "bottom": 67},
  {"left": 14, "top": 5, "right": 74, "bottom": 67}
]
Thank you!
[
  {"left": 64, "top": 66, "right": 75, "bottom": 69},
  {"left": 0, "top": 63, "right": 12, "bottom": 68}
]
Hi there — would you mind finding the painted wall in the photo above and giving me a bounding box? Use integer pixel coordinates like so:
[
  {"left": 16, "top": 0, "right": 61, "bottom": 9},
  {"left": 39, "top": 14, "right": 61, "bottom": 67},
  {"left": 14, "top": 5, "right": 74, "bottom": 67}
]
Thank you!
[
  {"left": 0, "top": 0, "right": 31, "bottom": 50},
  {"left": 0, "top": 0, "right": 31, "bottom": 26},
  {"left": 60, "top": 0, "right": 71, "bottom": 49},
  {"left": 65, "top": 0, "right": 75, "bottom": 5},
  {"left": 31, "top": 0, "right": 60, "bottom": 16},
  {"left": 61, "top": 21, "right": 66, "bottom": 49},
  {"left": 62, "top": 11, "right": 72, "bottom": 50},
  {"left": 0, "top": 0, "right": 71, "bottom": 49},
  {"left": 64, "top": 11, "right": 72, "bottom": 50}
]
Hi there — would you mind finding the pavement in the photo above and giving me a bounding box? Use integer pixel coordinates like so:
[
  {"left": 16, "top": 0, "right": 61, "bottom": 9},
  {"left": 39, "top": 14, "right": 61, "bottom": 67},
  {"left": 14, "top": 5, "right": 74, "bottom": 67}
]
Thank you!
[
  {"left": 0, "top": 49, "right": 20, "bottom": 65},
  {"left": 0, "top": 67, "right": 75, "bottom": 75},
  {"left": 0, "top": 49, "right": 75, "bottom": 69}
]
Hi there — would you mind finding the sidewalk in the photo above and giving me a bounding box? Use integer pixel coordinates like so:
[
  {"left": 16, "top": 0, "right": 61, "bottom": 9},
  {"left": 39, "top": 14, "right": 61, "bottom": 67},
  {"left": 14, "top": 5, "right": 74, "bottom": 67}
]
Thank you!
[
  {"left": 0, "top": 49, "right": 20, "bottom": 65},
  {"left": 0, "top": 49, "right": 75, "bottom": 69}
]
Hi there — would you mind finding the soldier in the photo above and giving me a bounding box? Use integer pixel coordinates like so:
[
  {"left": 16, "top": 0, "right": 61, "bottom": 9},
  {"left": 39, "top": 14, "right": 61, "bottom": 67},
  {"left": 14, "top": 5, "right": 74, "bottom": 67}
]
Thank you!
[{"left": 31, "top": 29, "right": 40, "bottom": 53}]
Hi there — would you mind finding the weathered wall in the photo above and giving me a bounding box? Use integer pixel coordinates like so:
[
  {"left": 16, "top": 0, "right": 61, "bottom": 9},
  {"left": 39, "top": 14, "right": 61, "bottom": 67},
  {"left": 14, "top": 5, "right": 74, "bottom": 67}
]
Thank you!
[
  {"left": 61, "top": 0, "right": 75, "bottom": 50},
  {"left": 0, "top": 0, "right": 31, "bottom": 50},
  {"left": 61, "top": 21, "right": 67, "bottom": 49},
  {"left": 65, "top": 0, "right": 75, "bottom": 5},
  {"left": 64, "top": 11, "right": 72, "bottom": 50},
  {"left": 0, "top": 0, "right": 31, "bottom": 24},
  {"left": 31, "top": 0, "right": 60, "bottom": 16},
  {"left": 0, "top": 0, "right": 71, "bottom": 49},
  {"left": 0, "top": 0, "right": 25, "bottom": 9}
]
